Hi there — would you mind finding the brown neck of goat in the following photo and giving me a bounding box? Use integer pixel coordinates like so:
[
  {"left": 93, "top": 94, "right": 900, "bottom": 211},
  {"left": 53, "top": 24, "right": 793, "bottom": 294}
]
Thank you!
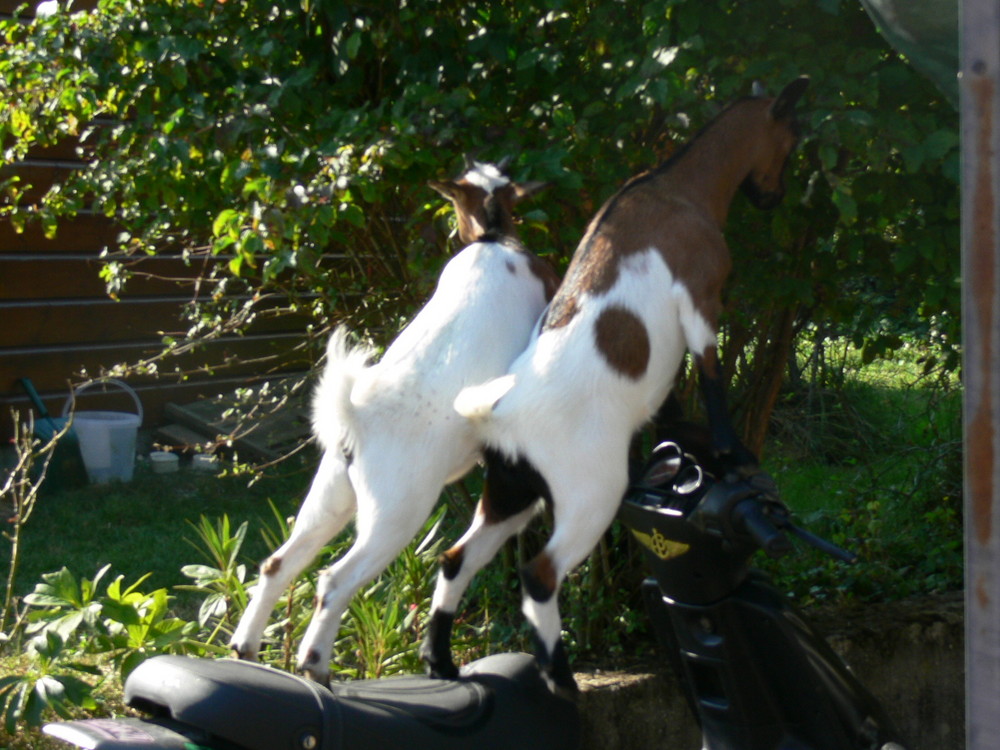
[{"left": 655, "top": 97, "right": 786, "bottom": 227}]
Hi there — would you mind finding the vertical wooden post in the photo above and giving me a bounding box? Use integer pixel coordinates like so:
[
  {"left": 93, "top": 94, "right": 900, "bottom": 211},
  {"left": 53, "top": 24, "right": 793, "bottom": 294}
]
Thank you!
[{"left": 962, "top": 1, "right": 1000, "bottom": 746}]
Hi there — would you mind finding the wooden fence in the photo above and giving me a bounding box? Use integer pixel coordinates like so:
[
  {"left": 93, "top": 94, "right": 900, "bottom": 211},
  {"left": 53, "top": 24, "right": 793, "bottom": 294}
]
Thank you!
[{"left": 0, "top": 0, "right": 315, "bottom": 442}]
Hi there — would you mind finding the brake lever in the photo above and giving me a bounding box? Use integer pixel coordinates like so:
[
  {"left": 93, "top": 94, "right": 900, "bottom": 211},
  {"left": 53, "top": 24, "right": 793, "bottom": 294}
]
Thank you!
[
  {"left": 783, "top": 522, "right": 858, "bottom": 564},
  {"left": 730, "top": 486, "right": 858, "bottom": 564}
]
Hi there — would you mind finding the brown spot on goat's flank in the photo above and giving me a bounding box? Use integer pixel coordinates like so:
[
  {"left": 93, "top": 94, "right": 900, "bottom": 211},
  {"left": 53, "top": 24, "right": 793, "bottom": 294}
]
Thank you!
[
  {"left": 261, "top": 556, "right": 282, "bottom": 576},
  {"left": 521, "top": 552, "right": 557, "bottom": 603},
  {"left": 594, "top": 306, "right": 650, "bottom": 379},
  {"left": 440, "top": 545, "right": 465, "bottom": 580},
  {"left": 505, "top": 260, "right": 517, "bottom": 274}
]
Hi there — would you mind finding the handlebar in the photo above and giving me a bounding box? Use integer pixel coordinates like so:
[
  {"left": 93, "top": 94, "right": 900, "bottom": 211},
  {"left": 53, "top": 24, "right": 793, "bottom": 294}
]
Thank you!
[
  {"left": 630, "top": 442, "right": 857, "bottom": 564},
  {"left": 731, "top": 498, "right": 793, "bottom": 559}
]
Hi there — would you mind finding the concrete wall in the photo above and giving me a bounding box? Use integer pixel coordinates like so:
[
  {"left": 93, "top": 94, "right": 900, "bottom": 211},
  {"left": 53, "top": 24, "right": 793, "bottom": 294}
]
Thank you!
[{"left": 576, "top": 592, "right": 963, "bottom": 749}]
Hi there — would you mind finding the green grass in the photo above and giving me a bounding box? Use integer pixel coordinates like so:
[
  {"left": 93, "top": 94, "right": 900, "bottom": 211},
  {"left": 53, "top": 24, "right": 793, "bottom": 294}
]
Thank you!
[
  {"left": 4, "top": 457, "right": 312, "bottom": 602},
  {"left": 758, "top": 341, "right": 962, "bottom": 604}
]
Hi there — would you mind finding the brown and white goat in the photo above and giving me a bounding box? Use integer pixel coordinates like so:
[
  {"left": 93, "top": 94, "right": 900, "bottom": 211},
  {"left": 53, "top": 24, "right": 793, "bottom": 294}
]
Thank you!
[
  {"left": 422, "top": 79, "right": 810, "bottom": 692},
  {"left": 229, "top": 160, "right": 557, "bottom": 683}
]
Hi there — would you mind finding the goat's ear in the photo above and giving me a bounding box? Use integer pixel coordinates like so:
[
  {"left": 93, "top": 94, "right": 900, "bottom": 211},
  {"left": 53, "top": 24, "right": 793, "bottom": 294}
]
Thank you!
[
  {"left": 770, "top": 76, "right": 809, "bottom": 120},
  {"left": 428, "top": 179, "right": 459, "bottom": 201},
  {"left": 512, "top": 180, "right": 548, "bottom": 202}
]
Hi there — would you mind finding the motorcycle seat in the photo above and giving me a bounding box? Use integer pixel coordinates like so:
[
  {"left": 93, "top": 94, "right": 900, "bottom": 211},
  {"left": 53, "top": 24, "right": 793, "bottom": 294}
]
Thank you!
[{"left": 112, "top": 651, "right": 579, "bottom": 750}]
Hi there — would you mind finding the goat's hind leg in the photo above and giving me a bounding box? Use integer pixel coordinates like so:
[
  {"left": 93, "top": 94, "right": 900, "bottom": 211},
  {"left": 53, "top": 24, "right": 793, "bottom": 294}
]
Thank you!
[
  {"left": 230, "top": 450, "right": 356, "bottom": 661},
  {"left": 296, "top": 479, "right": 442, "bottom": 683},
  {"left": 520, "top": 461, "right": 626, "bottom": 696},
  {"left": 421, "top": 451, "right": 545, "bottom": 679}
]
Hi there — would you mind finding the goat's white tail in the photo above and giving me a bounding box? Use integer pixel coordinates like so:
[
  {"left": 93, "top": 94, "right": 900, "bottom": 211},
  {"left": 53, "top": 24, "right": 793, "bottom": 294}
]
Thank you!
[
  {"left": 453, "top": 374, "right": 516, "bottom": 421},
  {"left": 312, "top": 327, "right": 375, "bottom": 454}
]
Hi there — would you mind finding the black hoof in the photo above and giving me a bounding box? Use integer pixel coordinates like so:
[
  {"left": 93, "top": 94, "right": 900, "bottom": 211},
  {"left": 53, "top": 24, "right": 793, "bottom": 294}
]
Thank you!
[
  {"left": 229, "top": 644, "right": 258, "bottom": 662},
  {"left": 535, "top": 638, "right": 578, "bottom": 698},
  {"left": 301, "top": 666, "right": 331, "bottom": 688},
  {"left": 420, "top": 610, "right": 460, "bottom": 679},
  {"left": 419, "top": 640, "right": 460, "bottom": 679},
  {"left": 425, "top": 659, "right": 460, "bottom": 680}
]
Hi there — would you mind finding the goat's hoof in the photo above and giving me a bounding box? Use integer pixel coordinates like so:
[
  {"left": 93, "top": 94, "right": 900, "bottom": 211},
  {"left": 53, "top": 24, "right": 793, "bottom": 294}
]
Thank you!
[
  {"left": 297, "top": 648, "right": 332, "bottom": 687},
  {"left": 420, "top": 646, "right": 460, "bottom": 679},
  {"left": 536, "top": 640, "right": 578, "bottom": 700},
  {"left": 551, "top": 681, "right": 580, "bottom": 702},
  {"left": 424, "top": 660, "right": 460, "bottom": 680},
  {"left": 541, "top": 668, "right": 580, "bottom": 702},
  {"left": 229, "top": 644, "right": 258, "bottom": 662},
  {"left": 301, "top": 666, "right": 331, "bottom": 688}
]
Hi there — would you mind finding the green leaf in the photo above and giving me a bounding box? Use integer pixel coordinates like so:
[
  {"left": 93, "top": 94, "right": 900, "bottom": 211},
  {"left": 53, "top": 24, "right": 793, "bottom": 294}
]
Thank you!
[
  {"left": 346, "top": 31, "right": 362, "bottom": 60},
  {"left": 212, "top": 209, "right": 239, "bottom": 237},
  {"left": 181, "top": 564, "right": 225, "bottom": 581},
  {"left": 101, "top": 598, "right": 144, "bottom": 627},
  {"left": 831, "top": 186, "right": 857, "bottom": 225},
  {"left": 923, "top": 129, "right": 958, "bottom": 160}
]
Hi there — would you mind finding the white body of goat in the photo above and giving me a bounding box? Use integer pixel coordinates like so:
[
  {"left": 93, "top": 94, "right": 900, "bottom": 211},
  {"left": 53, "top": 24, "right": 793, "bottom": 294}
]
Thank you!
[{"left": 230, "top": 161, "right": 555, "bottom": 682}]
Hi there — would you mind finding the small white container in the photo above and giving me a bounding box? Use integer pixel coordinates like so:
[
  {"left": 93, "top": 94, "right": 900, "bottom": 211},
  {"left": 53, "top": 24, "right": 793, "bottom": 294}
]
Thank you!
[
  {"left": 192, "top": 454, "right": 219, "bottom": 473},
  {"left": 150, "top": 451, "right": 180, "bottom": 474}
]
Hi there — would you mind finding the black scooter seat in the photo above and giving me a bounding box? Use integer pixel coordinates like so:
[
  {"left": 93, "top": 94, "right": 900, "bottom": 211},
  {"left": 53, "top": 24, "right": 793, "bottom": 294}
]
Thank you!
[{"left": 111, "top": 652, "right": 579, "bottom": 750}]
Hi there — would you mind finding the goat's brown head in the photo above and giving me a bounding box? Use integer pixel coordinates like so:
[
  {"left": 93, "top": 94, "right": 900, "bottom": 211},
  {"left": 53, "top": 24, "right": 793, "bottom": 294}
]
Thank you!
[
  {"left": 429, "top": 157, "right": 546, "bottom": 246},
  {"left": 740, "top": 76, "right": 809, "bottom": 211}
]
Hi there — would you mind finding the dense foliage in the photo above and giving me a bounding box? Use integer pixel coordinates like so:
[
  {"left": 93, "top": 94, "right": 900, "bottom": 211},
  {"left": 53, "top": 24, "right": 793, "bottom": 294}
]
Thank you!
[{"left": 1, "top": 0, "right": 959, "bottom": 446}]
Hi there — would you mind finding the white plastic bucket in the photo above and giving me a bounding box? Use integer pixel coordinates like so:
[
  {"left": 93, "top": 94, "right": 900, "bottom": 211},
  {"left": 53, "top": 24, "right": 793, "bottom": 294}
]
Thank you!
[{"left": 62, "top": 379, "right": 143, "bottom": 484}]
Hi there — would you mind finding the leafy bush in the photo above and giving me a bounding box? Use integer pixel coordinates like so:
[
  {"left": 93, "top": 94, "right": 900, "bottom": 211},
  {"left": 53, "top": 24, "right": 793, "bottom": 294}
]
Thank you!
[
  {"left": 0, "top": 632, "right": 99, "bottom": 735},
  {"left": 22, "top": 565, "right": 200, "bottom": 678},
  {"left": 0, "top": 0, "right": 959, "bottom": 449}
]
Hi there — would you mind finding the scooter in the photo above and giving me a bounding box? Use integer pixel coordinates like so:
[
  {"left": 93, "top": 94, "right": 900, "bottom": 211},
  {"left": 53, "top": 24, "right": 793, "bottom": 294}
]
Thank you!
[
  {"left": 621, "top": 439, "right": 908, "bottom": 750},
  {"left": 43, "top": 438, "right": 907, "bottom": 750}
]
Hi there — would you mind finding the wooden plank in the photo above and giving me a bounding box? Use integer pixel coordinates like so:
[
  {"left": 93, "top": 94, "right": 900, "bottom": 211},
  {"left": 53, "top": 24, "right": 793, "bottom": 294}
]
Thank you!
[
  {"left": 0, "top": 297, "right": 194, "bottom": 347},
  {"left": 154, "top": 423, "right": 217, "bottom": 452},
  {"left": 0, "top": 332, "right": 315, "bottom": 394},
  {"left": 1, "top": 160, "right": 85, "bottom": 205},
  {"left": 0, "top": 214, "right": 120, "bottom": 253},
  {"left": 0, "top": 371, "right": 312, "bottom": 442},
  {"left": 0, "top": 254, "right": 220, "bottom": 300},
  {"left": 22, "top": 139, "right": 92, "bottom": 162},
  {"left": 0, "top": 296, "right": 316, "bottom": 348},
  {"left": 164, "top": 388, "right": 313, "bottom": 462},
  {"left": 0, "top": 253, "right": 358, "bottom": 300}
]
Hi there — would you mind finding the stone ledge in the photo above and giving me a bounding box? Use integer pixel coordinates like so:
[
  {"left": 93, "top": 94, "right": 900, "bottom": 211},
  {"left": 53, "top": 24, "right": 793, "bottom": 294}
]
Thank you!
[{"left": 575, "top": 592, "right": 964, "bottom": 750}]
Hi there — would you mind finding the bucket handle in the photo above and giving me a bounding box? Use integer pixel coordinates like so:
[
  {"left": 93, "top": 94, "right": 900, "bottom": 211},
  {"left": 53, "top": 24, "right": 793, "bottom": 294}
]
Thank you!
[{"left": 62, "top": 378, "right": 144, "bottom": 423}]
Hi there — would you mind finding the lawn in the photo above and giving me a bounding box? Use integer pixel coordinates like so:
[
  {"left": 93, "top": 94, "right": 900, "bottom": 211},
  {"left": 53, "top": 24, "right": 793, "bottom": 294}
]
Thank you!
[{"left": 5, "top": 460, "right": 311, "bottom": 599}]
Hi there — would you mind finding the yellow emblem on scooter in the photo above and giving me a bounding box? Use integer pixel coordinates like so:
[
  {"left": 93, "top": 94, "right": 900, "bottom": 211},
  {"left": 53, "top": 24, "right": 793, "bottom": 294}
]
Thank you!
[{"left": 630, "top": 527, "right": 690, "bottom": 561}]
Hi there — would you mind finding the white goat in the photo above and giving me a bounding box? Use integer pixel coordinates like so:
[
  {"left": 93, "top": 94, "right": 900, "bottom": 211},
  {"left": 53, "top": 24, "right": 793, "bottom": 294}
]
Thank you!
[
  {"left": 420, "top": 79, "right": 810, "bottom": 693},
  {"left": 230, "top": 159, "right": 557, "bottom": 683}
]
